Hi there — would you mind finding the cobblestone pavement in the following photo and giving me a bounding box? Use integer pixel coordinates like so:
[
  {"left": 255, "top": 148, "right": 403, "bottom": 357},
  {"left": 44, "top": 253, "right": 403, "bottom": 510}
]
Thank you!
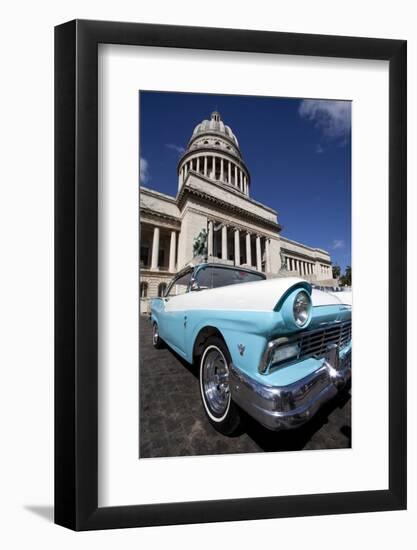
[{"left": 139, "top": 316, "right": 351, "bottom": 458}]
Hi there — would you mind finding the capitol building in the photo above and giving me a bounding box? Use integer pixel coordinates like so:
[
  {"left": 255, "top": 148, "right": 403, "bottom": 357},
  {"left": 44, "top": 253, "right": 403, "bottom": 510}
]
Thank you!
[{"left": 140, "top": 111, "right": 334, "bottom": 309}]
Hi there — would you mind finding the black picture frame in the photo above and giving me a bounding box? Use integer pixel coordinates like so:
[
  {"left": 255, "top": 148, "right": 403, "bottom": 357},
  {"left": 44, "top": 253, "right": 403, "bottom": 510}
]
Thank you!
[{"left": 55, "top": 19, "right": 407, "bottom": 531}]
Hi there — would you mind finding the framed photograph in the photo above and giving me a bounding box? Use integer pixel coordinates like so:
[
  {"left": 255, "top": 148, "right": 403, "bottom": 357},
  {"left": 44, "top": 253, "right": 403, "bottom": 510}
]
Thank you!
[{"left": 55, "top": 20, "right": 406, "bottom": 530}]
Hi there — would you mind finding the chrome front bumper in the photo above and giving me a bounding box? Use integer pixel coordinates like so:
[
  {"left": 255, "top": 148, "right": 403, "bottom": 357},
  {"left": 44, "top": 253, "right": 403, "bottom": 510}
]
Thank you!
[{"left": 229, "top": 351, "right": 351, "bottom": 431}]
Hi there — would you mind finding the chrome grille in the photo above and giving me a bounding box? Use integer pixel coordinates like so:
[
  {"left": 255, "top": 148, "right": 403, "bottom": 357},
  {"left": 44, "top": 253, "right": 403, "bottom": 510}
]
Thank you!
[{"left": 296, "top": 320, "right": 351, "bottom": 360}]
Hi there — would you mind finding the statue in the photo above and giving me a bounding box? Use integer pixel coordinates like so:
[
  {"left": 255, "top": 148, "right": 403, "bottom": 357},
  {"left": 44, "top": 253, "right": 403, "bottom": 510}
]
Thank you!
[{"left": 193, "top": 229, "right": 208, "bottom": 258}]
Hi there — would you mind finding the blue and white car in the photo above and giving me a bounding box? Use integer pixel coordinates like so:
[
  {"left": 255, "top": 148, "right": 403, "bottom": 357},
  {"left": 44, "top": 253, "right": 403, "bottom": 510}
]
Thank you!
[{"left": 150, "top": 263, "right": 351, "bottom": 435}]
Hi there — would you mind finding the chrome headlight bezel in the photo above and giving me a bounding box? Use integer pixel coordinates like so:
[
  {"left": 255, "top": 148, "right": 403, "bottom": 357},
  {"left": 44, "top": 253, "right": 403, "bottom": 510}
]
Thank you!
[{"left": 293, "top": 290, "right": 312, "bottom": 328}]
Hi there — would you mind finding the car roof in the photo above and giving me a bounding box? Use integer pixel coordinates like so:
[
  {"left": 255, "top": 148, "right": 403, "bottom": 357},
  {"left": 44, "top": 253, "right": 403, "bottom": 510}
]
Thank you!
[
  {"left": 195, "top": 263, "right": 265, "bottom": 276},
  {"left": 174, "top": 262, "right": 266, "bottom": 279}
]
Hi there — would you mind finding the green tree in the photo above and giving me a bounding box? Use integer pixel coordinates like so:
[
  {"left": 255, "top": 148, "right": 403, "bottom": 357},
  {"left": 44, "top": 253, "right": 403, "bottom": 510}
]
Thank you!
[
  {"left": 340, "top": 265, "right": 351, "bottom": 287},
  {"left": 332, "top": 264, "right": 341, "bottom": 279}
]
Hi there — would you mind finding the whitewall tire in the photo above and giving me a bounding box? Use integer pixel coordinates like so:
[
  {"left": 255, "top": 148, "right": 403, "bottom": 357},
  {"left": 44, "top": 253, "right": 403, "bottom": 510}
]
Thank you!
[
  {"left": 199, "top": 336, "right": 243, "bottom": 435},
  {"left": 152, "top": 321, "right": 164, "bottom": 349}
]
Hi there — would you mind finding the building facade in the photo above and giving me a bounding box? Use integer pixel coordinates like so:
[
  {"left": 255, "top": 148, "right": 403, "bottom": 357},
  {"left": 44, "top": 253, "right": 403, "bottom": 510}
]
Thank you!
[{"left": 140, "top": 111, "right": 334, "bottom": 310}]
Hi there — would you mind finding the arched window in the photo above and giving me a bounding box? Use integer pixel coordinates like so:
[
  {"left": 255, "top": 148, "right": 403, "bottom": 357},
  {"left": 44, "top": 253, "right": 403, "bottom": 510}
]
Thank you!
[
  {"left": 203, "top": 140, "right": 209, "bottom": 144},
  {"left": 215, "top": 141, "right": 220, "bottom": 146},
  {"left": 140, "top": 282, "right": 148, "bottom": 298},
  {"left": 158, "top": 283, "right": 167, "bottom": 297}
]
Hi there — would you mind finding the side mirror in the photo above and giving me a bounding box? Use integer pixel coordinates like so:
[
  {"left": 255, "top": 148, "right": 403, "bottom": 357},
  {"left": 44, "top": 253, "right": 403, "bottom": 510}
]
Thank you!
[{"left": 190, "top": 280, "right": 201, "bottom": 292}]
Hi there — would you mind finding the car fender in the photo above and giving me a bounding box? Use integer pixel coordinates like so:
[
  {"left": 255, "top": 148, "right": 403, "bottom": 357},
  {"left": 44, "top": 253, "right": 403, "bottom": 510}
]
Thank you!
[{"left": 186, "top": 310, "right": 271, "bottom": 373}]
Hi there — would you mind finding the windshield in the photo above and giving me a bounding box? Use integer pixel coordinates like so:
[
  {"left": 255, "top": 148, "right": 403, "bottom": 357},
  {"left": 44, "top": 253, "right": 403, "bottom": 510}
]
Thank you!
[
  {"left": 166, "top": 270, "right": 192, "bottom": 297},
  {"left": 195, "top": 266, "right": 264, "bottom": 290}
]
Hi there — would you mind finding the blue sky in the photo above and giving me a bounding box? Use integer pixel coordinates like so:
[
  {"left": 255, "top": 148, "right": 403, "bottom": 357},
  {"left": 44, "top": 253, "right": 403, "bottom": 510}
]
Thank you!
[{"left": 139, "top": 91, "right": 351, "bottom": 271}]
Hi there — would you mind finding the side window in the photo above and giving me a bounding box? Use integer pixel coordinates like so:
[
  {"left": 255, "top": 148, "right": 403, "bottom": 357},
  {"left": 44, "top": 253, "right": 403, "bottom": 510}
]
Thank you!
[{"left": 166, "top": 271, "right": 192, "bottom": 297}]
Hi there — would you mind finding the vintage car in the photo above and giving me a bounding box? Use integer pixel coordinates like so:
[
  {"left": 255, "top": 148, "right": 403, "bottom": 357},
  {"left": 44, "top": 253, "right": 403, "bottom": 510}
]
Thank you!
[{"left": 150, "top": 263, "right": 351, "bottom": 435}]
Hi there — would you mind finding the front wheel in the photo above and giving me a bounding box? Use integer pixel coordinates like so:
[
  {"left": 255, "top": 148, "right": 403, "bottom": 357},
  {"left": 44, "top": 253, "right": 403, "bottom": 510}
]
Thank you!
[{"left": 199, "top": 336, "right": 243, "bottom": 436}]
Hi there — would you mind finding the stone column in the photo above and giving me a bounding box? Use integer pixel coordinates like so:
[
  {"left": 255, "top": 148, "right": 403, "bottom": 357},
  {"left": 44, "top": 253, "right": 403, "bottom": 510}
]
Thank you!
[
  {"left": 151, "top": 226, "right": 160, "bottom": 270},
  {"left": 239, "top": 171, "right": 243, "bottom": 191},
  {"left": 221, "top": 225, "right": 228, "bottom": 260},
  {"left": 256, "top": 236, "right": 262, "bottom": 271},
  {"left": 234, "top": 165, "right": 238, "bottom": 188},
  {"left": 196, "top": 157, "right": 200, "bottom": 173},
  {"left": 220, "top": 158, "right": 224, "bottom": 181},
  {"left": 204, "top": 156, "right": 208, "bottom": 176},
  {"left": 169, "top": 231, "right": 176, "bottom": 272},
  {"left": 246, "top": 233, "right": 252, "bottom": 266},
  {"left": 228, "top": 161, "right": 232, "bottom": 184},
  {"left": 207, "top": 220, "right": 214, "bottom": 257},
  {"left": 178, "top": 167, "right": 182, "bottom": 190},
  {"left": 212, "top": 156, "right": 216, "bottom": 179},
  {"left": 234, "top": 229, "right": 240, "bottom": 266},
  {"left": 265, "top": 239, "right": 271, "bottom": 272}
]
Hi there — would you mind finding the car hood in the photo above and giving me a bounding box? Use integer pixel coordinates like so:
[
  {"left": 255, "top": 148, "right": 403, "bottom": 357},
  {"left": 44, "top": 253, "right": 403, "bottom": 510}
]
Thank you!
[
  {"left": 311, "top": 288, "right": 352, "bottom": 307},
  {"left": 164, "top": 277, "right": 350, "bottom": 313}
]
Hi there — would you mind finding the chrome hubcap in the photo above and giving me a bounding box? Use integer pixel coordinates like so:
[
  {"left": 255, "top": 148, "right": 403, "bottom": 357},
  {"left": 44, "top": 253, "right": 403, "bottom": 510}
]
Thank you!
[
  {"left": 152, "top": 324, "right": 159, "bottom": 345},
  {"left": 202, "top": 348, "right": 230, "bottom": 416}
]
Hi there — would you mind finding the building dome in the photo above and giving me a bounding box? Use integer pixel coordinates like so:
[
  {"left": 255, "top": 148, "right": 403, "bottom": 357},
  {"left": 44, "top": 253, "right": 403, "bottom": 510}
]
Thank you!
[
  {"left": 190, "top": 111, "right": 240, "bottom": 150},
  {"left": 177, "top": 111, "right": 250, "bottom": 197}
]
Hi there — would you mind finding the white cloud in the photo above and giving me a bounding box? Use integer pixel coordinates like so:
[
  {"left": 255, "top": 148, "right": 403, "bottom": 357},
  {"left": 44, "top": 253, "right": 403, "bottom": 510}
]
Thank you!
[
  {"left": 139, "top": 157, "right": 150, "bottom": 184},
  {"left": 332, "top": 239, "right": 345, "bottom": 249},
  {"left": 165, "top": 143, "right": 185, "bottom": 155},
  {"left": 299, "top": 99, "right": 351, "bottom": 140}
]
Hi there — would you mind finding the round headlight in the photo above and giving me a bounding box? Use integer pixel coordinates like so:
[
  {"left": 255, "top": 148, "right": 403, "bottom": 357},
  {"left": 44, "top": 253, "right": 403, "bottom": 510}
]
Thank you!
[{"left": 293, "top": 290, "right": 311, "bottom": 327}]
